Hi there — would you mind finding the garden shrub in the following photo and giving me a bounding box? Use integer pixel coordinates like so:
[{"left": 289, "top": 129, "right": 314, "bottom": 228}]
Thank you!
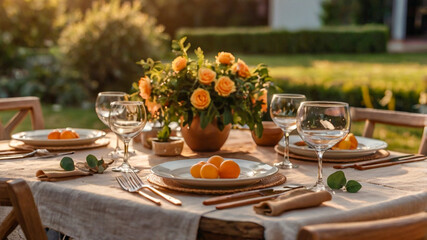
[
  {"left": 0, "top": 0, "right": 63, "bottom": 48},
  {"left": 58, "top": 0, "right": 169, "bottom": 95},
  {"left": 177, "top": 25, "right": 388, "bottom": 54},
  {"left": 0, "top": 49, "right": 89, "bottom": 105},
  {"left": 0, "top": 33, "right": 24, "bottom": 74}
]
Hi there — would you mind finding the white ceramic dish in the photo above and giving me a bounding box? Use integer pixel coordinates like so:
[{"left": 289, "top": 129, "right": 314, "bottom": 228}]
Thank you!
[
  {"left": 282, "top": 135, "right": 388, "bottom": 159},
  {"left": 151, "top": 158, "right": 278, "bottom": 187},
  {"left": 11, "top": 129, "right": 106, "bottom": 146}
]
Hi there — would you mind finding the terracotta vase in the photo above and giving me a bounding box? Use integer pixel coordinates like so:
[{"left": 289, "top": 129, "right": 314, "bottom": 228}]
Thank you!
[
  {"left": 181, "top": 116, "right": 231, "bottom": 152},
  {"left": 251, "top": 121, "right": 284, "bottom": 146}
]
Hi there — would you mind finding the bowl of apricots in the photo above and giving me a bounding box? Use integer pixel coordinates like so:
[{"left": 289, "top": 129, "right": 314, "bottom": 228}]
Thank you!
[
  {"left": 11, "top": 128, "right": 106, "bottom": 146},
  {"left": 285, "top": 134, "right": 388, "bottom": 159},
  {"left": 151, "top": 155, "right": 278, "bottom": 187}
]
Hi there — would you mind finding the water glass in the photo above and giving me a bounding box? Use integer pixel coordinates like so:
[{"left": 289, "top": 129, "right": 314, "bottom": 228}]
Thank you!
[
  {"left": 95, "top": 91, "right": 126, "bottom": 159},
  {"left": 270, "top": 94, "right": 306, "bottom": 169},
  {"left": 109, "top": 101, "right": 147, "bottom": 172},
  {"left": 296, "top": 101, "right": 350, "bottom": 191}
]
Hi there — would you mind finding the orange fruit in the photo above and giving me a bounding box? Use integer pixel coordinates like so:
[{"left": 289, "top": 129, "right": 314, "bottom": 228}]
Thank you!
[
  {"left": 71, "top": 130, "right": 80, "bottom": 138},
  {"left": 332, "top": 133, "right": 358, "bottom": 150},
  {"left": 332, "top": 138, "right": 351, "bottom": 150},
  {"left": 60, "top": 130, "right": 77, "bottom": 139},
  {"left": 200, "top": 163, "right": 219, "bottom": 179},
  {"left": 219, "top": 160, "right": 240, "bottom": 179},
  {"left": 190, "top": 161, "right": 206, "bottom": 178},
  {"left": 347, "top": 133, "right": 358, "bottom": 150},
  {"left": 207, "top": 155, "right": 224, "bottom": 168},
  {"left": 47, "top": 130, "right": 60, "bottom": 139}
]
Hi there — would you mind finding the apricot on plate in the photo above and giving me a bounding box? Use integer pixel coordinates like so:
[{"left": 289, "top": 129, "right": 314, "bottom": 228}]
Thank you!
[
  {"left": 190, "top": 161, "right": 206, "bottom": 178},
  {"left": 47, "top": 130, "right": 60, "bottom": 139},
  {"left": 347, "top": 133, "right": 358, "bottom": 150},
  {"left": 200, "top": 163, "right": 219, "bottom": 179},
  {"left": 71, "top": 131, "right": 80, "bottom": 138},
  {"left": 332, "top": 133, "right": 358, "bottom": 150},
  {"left": 219, "top": 160, "right": 240, "bottom": 179},
  {"left": 332, "top": 138, "right": 351, "bottom": 150},
  {"left": 60, "top": 130, "right": 77, "bottom": 139},
  {"left": 207, "top": 155, "right": 224, "bottom": 168}
]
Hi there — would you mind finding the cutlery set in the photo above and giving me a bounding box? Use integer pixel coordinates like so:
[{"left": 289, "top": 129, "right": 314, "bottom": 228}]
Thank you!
[
  {"left": 333, "top": 154, "right": 427, "bottom": 170},
  {"left": 116, "top": 171, "right": 182, "bottom": 206}
]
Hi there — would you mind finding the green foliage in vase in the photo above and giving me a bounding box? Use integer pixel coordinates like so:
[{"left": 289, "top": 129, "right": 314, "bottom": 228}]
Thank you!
[
  {"left": 58, "top": 0, "right": 169, "bottom": 96},
  {"left": 129, "top": 37, "right": 272, "bottom": 140}
]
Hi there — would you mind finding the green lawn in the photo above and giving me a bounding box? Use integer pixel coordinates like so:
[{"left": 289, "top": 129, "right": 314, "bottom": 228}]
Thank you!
[{"left": 237, "top": 53, "right": 427, "bottom": 94}]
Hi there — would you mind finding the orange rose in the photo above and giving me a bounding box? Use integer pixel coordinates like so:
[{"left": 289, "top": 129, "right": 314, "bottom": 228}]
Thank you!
[
  {"left": 172, "top": 56, "right": 187, "bottom": 72},
  {"left": 252, "top": 89, "right": 268, "bottom": 112},
  {"left": 198, "top": 67, "right": 216, "bottom": 85},
  {"left": 215, "top": 52, "right": 235, "bottom": 65},
  {"left": 215, "top": 76, "right": 236, "bottom": 97},
  {"left": 138, "top": 76, "right": 151, "bottom": 100},
  {"left": 190, "top": 88, "right": 211, "bottom": 109},
  {"left": 231, "top": 59, "right": 251, "bottom": 78},
  {"left": 145, "top": 99, "right": 161, "bottom": 115}
]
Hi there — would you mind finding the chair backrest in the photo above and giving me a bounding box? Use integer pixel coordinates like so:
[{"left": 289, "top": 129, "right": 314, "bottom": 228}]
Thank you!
[
  {"left": 297, "top": 212, "right": 427, "bottom": 240},
  {"left": 0, "top": 178, "right": 47, "bottom": 240},
  {"left": 350, "top": 107, "right": 427, "bottom": 155},
  {"left": 0, "top": 96, "right": 44, "bottom": 140}
]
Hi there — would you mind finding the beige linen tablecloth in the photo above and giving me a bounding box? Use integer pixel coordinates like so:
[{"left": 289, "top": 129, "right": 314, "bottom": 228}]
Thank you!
[{"left": 1, "top": 130, "right": 426, "bottom": 240}]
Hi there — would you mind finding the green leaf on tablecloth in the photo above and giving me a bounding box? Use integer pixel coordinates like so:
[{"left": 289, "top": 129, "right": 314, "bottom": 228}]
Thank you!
[
  {"left": 98, "top": 159, "right": 104, "bottom": 166},
  {"left": 60, "top": 157, "right": 75, "bottom": 171},
  {"left": 86, "top": 154, "right": 98, "bottom": 168},
  {"left": 98, "top": 165, "right": 105, "bottom": 174},
  {"left": 346, "top": 180, "right": 362, "bottom": 193},
  {"left": 327, "top": 170, "right": 347, "bottom": 189}
]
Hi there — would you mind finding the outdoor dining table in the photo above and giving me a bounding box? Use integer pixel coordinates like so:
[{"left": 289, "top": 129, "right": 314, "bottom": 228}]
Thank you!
[{"left": 0, "top": 130, "right": 426, "bottom": 240}]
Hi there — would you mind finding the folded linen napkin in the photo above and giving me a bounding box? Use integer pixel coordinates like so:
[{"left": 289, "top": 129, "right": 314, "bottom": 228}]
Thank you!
[
  {"left": 253, "top": 188, "right": 332, "bottom": 216},
  {"left": 36, "top": 169, "right": 92, "bottom": 182}
]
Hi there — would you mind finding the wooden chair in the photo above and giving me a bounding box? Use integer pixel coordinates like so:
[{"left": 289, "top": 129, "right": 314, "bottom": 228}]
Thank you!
[
  {"left": 0, "top": 178, "right": 47, "bottom": 240},
  {"left": 350, "top": 107, "right": 427, "bottom": 155},
  {"left": 297, "top": 211, "right": 427, "bottom": 240},
  {"left": 0, "top": 96, "right": 44, "bottom": 140}
]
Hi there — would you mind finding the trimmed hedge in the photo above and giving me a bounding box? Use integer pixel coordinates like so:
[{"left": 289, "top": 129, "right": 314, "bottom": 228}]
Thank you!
[
  {"left": 176, "top": 25, "right": 388, "bottom": 54},
  {"left": 272, "top": 80, "right": 420, "bottom": 113}
]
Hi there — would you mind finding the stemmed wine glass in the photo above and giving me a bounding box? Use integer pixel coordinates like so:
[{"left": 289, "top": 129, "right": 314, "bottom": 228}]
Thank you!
[
  {"left": 270, "top": 94, "right": 306, "bottom": 169},
  {"left": 296, "top": 101, "right": 350, "bottom": 191},
  {"left": 109, "top": 101, "right": 147, "bottom": 172},
  {"left": 95, "top": 91, "right": 127, "bottom": 159}
]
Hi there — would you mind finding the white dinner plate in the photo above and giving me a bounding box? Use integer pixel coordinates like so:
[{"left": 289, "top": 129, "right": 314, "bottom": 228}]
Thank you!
[
  {"left": 11, "top": 128, "right": 106, "bottom": 146},
  {"left": 282, "top": 135, "right": 388, "bottom": 159},
  {"left": 151, "top": 158, "right": 278, "bottom": 187}
]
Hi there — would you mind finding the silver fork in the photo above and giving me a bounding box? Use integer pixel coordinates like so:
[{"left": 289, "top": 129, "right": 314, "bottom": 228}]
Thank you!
[
  {"left": 116, "top": 176, "right": 161, "bottom": 205},
  {"left": 125, "top": 171, "right": 182, "bottom": 206}
]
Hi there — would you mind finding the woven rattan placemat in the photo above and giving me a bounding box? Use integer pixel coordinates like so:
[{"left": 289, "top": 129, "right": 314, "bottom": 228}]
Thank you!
[
  {"left": 147, "top": 173, "right": 287, "bottom": 195},
  {"left": 9, "top": 138, "right": 110, "bottom": 151},
  {"left": 274, "top": 145, "right": 390, "bottom": 163}
]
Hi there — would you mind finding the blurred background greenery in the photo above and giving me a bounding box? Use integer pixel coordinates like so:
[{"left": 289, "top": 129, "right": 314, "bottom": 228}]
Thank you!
[{"left": 1, "top": 0, "right": 426, "bottom": 152}]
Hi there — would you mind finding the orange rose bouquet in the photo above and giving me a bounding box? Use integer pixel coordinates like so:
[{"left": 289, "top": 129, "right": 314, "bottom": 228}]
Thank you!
[{"left": 130, "top": 37, "right": 272, "bottom": 141}]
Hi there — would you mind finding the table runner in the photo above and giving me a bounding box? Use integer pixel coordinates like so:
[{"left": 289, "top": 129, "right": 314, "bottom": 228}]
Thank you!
[{"left": 1, "top": 130, "right": 426, "bottom": 240}]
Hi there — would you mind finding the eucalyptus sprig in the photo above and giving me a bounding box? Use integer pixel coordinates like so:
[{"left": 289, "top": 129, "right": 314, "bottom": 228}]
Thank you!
[
  {"left": 327, "top": 171, "right": 362, "bottom": 193},
  {"left": 60, "top": 154, "right": 109, "bottom": 173}
]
